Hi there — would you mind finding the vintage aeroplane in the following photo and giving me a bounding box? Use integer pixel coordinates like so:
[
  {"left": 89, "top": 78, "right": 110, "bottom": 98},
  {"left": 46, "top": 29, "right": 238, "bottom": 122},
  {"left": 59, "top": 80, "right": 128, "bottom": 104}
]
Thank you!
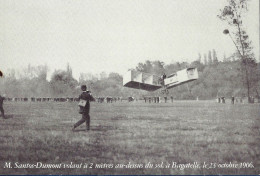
[{"left": 123, "top": 68, "right": 198, "bottom": 94}]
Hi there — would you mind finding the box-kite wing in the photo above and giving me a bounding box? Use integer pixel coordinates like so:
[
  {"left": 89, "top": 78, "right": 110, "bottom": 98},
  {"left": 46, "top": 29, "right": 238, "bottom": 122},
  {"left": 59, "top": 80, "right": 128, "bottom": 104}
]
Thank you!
[
  {"left": 123, "top": 70, "right": 161, "bottom": 91},
  {"left": 164, "top": 68, "right": 198, "bottom": 89}
]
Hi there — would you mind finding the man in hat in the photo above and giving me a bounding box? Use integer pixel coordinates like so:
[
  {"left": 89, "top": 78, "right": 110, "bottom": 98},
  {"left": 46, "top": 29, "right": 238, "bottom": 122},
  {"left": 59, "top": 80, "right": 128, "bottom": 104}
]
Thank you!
[
  {"left": 73, "top": 85, "right": 95, "bottom": 131},
  {"left": 0, "top": 94, "right": 6, "bottom": 118}
]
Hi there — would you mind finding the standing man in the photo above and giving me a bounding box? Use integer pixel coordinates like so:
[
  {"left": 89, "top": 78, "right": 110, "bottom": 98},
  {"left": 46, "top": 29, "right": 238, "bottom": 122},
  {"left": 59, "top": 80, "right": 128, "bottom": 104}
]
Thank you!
[
  {"left": 162, "top": 73, "right": 167, "bottom": 81},
  {"left": 164, "top": 96, "right": 167, "bottom": 103},
  {"left": 0, "top": 94, "right": 6, "bottom": 118},
  {"left": 231, "top": 96, "right": 235, "bottom": 104},
  {"left": 73, "top": 85, "right": 95, "bottom": 131},
  {"left": 222, "top": 97, "right": 225, "bottom": 103}
]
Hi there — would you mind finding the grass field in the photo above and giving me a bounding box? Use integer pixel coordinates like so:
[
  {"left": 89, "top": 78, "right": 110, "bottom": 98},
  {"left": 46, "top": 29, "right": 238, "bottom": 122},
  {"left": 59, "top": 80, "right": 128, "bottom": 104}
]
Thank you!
[{"left": 0, "top": 100, "right": 259, "bottom": 175}]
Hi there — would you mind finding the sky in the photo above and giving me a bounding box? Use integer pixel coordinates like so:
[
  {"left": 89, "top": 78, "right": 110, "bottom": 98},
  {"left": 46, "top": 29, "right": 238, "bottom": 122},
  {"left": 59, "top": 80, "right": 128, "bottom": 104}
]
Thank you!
[{"left": 0, "top": 0, "right": 259, "bottom": 80}]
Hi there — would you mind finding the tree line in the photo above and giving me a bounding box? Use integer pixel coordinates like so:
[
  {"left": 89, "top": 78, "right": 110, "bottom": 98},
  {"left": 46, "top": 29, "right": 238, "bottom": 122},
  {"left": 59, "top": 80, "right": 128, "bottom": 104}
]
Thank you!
[{"left": 0, "top": 54, "right": 259, "bottom": 100}]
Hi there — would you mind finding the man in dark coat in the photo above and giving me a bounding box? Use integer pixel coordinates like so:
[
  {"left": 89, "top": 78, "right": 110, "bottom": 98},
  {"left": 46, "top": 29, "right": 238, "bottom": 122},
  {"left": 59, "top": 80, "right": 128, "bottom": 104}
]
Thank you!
[
  {"left": 73, "top": 85, "right": 95, "bottom": 131},
  {"left": 231, "top": 96, "right": 235, "bottom": 104},
  {"left": 0, "top": 94, "right": 6, "bottom": 118}
]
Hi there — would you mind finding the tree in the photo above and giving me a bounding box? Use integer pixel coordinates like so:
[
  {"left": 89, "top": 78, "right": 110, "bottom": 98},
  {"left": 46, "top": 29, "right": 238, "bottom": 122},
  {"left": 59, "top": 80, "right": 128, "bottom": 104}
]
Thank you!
[
  {"left": 190, "top": 60, "right": 205, "bottom": 72},
  {"left": 218, "top": 0, "right": 258, "bottom": 102},
  {"left": 100, "top": 72, "right": 107, "bottom": 80},
  {"left": 208, "top": 50, "right": 213, "bottom": 65},
  {"left": 198, "top": 53, "right": 202, "bottom": 63},
  {"left": 50, "top": 69, "right": 78, "bottom": 96},
  {"left": 66, "top": 63, "right": 73, "bottom": 78},
  {"left": 79, "top": 73, "right": 98, "bottom": 83},
  {"left": 223, "top": 53, "right": 227, "bottom": 62},
  {"left": 152, "top": 61, "right": 165, "bottom": 75},
  {"left": 108, "top": 72, "right": 123, "bottom": 83},
  {"left": 136, "top": 60, "right": 153, "bottom": 73},
  {"left": 204, "top": 54, "right": 208, "bottom": 65},
  {"left": 212, "top": 49, "right": 218, "bottom": 64}
]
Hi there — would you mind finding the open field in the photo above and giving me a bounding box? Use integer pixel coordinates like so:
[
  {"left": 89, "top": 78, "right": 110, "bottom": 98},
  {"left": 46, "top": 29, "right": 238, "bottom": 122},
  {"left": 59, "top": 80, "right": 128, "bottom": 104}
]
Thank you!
[{"left": 0, "top": 101, "right": 259, "bottom": 175}]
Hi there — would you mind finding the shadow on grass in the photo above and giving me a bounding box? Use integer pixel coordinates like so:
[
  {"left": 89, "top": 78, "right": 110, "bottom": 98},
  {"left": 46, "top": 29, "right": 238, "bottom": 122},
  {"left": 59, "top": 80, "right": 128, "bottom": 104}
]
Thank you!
[
  {"left": 2, "top": 114, "right": 14, "bottom": 119},
  {"left": 90, "top": 126, "right": 118, "bottom": 134},
  {"left": 3, "top": 114, "right": 27, "bottom": 119},
  {"left": 73, "top": 125, "right": 114, "bottom": 132},
  {"left": 72, "top": 128, "right": 88, "bottom": 132}
]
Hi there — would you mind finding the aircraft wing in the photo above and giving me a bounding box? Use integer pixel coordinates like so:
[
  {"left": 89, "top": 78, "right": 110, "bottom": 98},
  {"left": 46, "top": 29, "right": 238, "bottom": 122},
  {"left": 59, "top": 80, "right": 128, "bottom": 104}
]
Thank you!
[
  {"left": 164, "top": 68, "right": 198, "bottom": 89},
  {"left": 123, "top": 70, "right": 161, "bottom": 91}
]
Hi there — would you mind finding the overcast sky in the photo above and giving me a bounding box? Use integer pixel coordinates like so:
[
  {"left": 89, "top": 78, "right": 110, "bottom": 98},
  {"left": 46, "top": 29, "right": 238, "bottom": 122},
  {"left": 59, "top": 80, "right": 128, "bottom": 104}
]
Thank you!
[{"left": 0, "top": 0, "right": 259, "bottom": 80}]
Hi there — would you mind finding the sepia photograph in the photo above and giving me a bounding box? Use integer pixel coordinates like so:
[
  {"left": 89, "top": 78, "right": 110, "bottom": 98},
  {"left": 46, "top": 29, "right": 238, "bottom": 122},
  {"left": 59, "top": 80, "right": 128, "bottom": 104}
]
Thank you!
[{"left": 0, "top": 0, "right": 259, "bottom": 175}]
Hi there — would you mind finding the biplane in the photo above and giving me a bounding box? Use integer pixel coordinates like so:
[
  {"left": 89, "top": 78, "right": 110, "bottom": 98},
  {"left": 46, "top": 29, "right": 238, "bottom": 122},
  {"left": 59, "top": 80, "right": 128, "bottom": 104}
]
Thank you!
[{"left": 123, "top": 68, "right": 198, "bottom": 94}]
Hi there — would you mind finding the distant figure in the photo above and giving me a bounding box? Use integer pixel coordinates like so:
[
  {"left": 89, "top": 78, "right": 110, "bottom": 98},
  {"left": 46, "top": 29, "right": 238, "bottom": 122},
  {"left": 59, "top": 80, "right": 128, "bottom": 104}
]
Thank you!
[
  {"left": 251, "top": 96, "right": 255, "bottom": 104},
  {"left": 128, "top": 97, "right": 134, "bottom": 102},
  {"left": 231, "top": 96, "right": 235, "bottom": 104},
  {"left": 170, "top": 96, "right": 173, "bottom": 103},
  {"left": 73, "top": 85, "right": 95, "bottom": 131},
  {"left": 221, "top": 97, "right": 225, "bottom": 103},
  {"left": 0, "top": 94, "right": 6, "bottom": 118},
  {"left": 153, "top": 97, "right": 157, "bottom": 103},
  {"left": 164, "top": 96, "right": 167, "bottom": 103}
]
